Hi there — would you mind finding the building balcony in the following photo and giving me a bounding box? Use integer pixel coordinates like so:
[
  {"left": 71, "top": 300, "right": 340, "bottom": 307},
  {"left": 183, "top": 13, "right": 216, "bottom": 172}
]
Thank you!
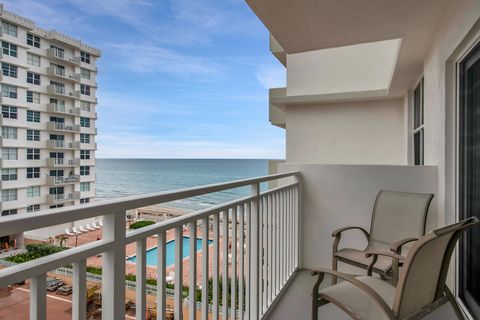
[
  {"left": 46, "top": 140, "right": 81, "bottom": 149},
  {"left": 46, "top": 121, "right": 81, "bottom": 133},
  {"left": 46, "top": 48, "right": 81, "bottom": 66},
  {"left": 46, "top": 66, "right": 80, "bottom": 82},
  {"left": 46, "top": 157, "right": 80, "bottom": 167},
  {"left": 46, "top": 191, "right": 81, "bottom": 204},
  {"left": 46, "top": 102, "right": 81, "bottom": 116},
  {"left": 47, "top": 85, "right": 80, "bottom": 99},
  {"left": 46, "top": 175, "right": 80, "bottom": 186}
]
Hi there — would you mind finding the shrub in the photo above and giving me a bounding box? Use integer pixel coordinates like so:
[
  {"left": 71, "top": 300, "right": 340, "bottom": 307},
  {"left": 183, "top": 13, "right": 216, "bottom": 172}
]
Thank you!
[
  {"left": 129, "top": 220, "right": 156, "bottom": 230},
  {"left": 4, "top": 243, "right": 67, "bottom": 264}
]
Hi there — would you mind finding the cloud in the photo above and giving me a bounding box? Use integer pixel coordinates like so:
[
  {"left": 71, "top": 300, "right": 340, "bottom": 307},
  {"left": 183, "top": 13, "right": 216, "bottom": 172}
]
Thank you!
[
  {"left": 255, "top": 64, "right": 286, "bottom": 89},
  {"left": 105, "top": 43, "right": 223, "bottom": 78}
]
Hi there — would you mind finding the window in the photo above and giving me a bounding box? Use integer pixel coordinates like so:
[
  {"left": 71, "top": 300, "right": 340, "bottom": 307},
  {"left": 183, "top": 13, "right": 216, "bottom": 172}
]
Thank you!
[
  {"left": 80, "top": 84, "right": 90, "bottom": 96},
  {"left": 26, "top": 167, "right": 40, "bottom": 179},
  {"left": 80, "top": 182, "right": 90, "bottom": 192},
  {"left": 80, "top": 150, "right": 90, "bottom": 160},
  {"left": 49, "top": 204, "right": 64, "bottom": 209},
  {"left": 80, "top": 198, "right": 90, "bottom": 204},
  {"left": 26, "top": 91, "right": 40, "bottom": 103},
  {"left": 50, "top": 45, "right": 64, "bottom": 59},
  {"left": 1, "top": 127, "right": 17, "bottom": 139},
  {"left": 2, "top": 63, "right": 17, "bottom": 78},
  {"left": 51, "top": 63, "right": 65, "bottom": 76},
  {"left": 80, "top": 51, "right": 90, "bottom": 63},
  {"left": 2, "top": 41, "right": 17, "bottom": 57},
  {"left": 50, "top": 80, "right": 65, "bottom": 94},
  {"left": 1, "top": 168, "right": 17, "bottom": 181},
  {"left": 27, "top": 148, "right": 40, "bottom": 160},
  {"left": 413, "top": 78, "right": 424, "bottom": 165},
  {"left": 27, "top": 110, "right": 40, "bottom": 122},
  {"left": 80, "top": 101, "right": 91, "bottom": 112},
  {"left": 2, "top": 84, "right": 17, "bottom": 98},
  {"left": 1, "top": 189, "right": 17, "bottom": 202},
  {"left": 80, "top": 117, "right": 90, "bottom": 127},
  {"left": 80, "top": 166, "right": 90, "bottom": 176},
  {"left": 27, "top": 72, "right": 41, "bottom": 85},
  {"left": 1, "top": 147, "right": 17, "bottom": 160},
  {"left": 1, "top": 209, "right": 17, "bottom": 216},
  {"left": 2, "top": 106, "right": 17, "bottom": 119},
  {"left": 80, "top": 133, "right": 90, "bottom": 143},
  {"left": 27, "top": 186, "right": 41, "bottom": 198},
  {"left": 26, "top": 129, "right": 40, "bottom": 141},
  {"left": 27, "top": 53, "right": 41, "bottom": 66},
  {"left": 2, "top": 21, "right": 17, "bottom": 37},
  {"left": 26, "top": 33, "right": 40, "bottom": 48},
  {"left": 80, "top": 68, "right": 91, "bottom": 80},
  {"left": 27, "top": 204, "right": 40, "bottom": 212}
]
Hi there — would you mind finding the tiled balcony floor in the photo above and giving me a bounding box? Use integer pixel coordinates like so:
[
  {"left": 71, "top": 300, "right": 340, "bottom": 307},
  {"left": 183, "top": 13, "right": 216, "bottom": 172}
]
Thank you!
[{"left": 265, "top": 270, "right": 459, "bottom": 320}]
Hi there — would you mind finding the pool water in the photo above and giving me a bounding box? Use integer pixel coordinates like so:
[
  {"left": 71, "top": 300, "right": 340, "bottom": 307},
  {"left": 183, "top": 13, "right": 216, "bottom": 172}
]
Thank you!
[{"left": 127, "top": 236, "right": 212, "bottom": 267}]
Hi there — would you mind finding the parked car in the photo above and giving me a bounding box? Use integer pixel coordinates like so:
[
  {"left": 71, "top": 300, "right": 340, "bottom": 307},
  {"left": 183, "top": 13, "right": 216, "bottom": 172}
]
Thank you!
[
  {"left": 46, "top": 278, "right": 64, "bottom": 291},
  {"left": 56, "top": 285, "right": 72, "bottom": 296}
]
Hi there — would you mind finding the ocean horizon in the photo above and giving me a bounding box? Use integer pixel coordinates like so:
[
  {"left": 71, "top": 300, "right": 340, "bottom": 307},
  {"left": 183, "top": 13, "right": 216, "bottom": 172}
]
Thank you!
[{"left": 95, "top": 158, "right": 272, "bottom": 210}]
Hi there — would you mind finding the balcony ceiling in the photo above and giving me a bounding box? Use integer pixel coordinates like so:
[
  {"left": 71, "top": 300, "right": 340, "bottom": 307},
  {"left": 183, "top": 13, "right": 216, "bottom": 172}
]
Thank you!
[{"left": 246, "top": 0, "right": 453, "bottom": 94}]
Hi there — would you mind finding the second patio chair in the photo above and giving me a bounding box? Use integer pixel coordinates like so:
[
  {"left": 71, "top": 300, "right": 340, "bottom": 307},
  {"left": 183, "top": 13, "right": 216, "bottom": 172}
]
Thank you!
[{"left": 331, "top": 190, "right": 434, "bottom": 284}]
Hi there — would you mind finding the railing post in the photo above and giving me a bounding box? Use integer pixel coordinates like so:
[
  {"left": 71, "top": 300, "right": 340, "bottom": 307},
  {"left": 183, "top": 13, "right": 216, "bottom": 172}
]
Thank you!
[
  {"left": 102, "top": 213, "right": 126, "bottom": 320},
  {"left": 249, "top": 182, "right": 260, "bottom": 320},
  {"left": 136, "top": 239, "right": 147, "bottom": 320},
  {"left": 73, "top": 259, "right": 87, "bottom": 320},
  {"left": 30, "top": 274, "right": 46, "bottom": 320}
]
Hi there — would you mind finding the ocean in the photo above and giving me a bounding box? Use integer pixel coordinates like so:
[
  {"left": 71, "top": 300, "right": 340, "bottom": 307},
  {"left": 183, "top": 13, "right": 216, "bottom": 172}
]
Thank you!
[{"left": 95, "top": 159, "right": 269, "bottom": 210}]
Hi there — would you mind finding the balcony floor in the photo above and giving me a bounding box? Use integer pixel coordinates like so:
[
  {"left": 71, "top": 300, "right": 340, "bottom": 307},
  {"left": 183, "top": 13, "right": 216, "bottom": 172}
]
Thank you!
[{"left": 265, "top": 270, "right": 459, "bottom": 320}]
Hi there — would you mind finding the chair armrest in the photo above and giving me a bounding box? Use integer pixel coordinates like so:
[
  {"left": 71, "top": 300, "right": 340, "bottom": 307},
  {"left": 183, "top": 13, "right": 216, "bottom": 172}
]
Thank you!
[
  {"left": 365, "top": 250, "right": 408, "bottom": 284},
  {"left": 390, "top": 237, "right": 418, "bottom": 254},
  {"left": 331, "top": 226, "right": 369, "bottom": 239},
  {"left": 310, "top": 268, "right": 396, "bottom": 320}
]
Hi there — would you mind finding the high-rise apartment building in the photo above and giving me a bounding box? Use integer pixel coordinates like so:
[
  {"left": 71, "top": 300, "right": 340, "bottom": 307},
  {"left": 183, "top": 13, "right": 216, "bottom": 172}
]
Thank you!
[{"left": 0, "top": 5, "right": 100, "bottom": 244}]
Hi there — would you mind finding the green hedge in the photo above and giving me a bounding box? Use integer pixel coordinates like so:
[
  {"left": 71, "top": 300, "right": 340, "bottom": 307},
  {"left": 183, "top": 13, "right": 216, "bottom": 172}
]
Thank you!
[
  {"left": 4, "top": 243, "right": 67, "bottom": 264},
  {"left": 129, "top": 220, "right": 156, "bottom": 230}
]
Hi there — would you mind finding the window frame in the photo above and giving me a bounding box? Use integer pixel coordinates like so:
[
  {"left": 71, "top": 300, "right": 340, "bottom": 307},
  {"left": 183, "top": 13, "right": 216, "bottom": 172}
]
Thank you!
[
  {"left": 26, "top": 33, "right": 40, "bottom": 48},
  {"left": 412, "top": 78, "right": 425, "bottom": 165},
  {"left": 2, "top": 105, "right": 17, "bottom": 119}
]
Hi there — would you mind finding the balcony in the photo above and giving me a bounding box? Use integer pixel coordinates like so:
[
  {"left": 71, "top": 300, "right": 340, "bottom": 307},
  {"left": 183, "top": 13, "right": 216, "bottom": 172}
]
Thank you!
[
  {"left": 46, "top": 121, "right": 81, "bottom": 133},
  {"left": 46, "top": 48, "right": 81, "bottom": 66},
  {"left": 46, "top": 157, "right": 80, "bottom": 167},
  {"left": 46, "top": 192, "right": 81, "bottom": 204},
  {"left": 46, "top": 102, "right": 81, "bottom": 116},
  {"left": 46, "top": 66, "right": 80, "bottom": 82},
  {"left": 46, "top": 175, "right": 80, "bottom": 186},
  {"left": 0, "top": 172, "right": 299, "bottom": 320},
  {"left": 47, "top": 85, "right": 80, "bottom": 99},
  {"left": 46, "top": 140, "right": 81, "bottom": 149}
]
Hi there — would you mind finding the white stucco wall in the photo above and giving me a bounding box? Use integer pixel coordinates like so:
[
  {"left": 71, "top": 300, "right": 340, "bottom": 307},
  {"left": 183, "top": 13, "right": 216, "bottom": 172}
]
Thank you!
[
  {"left": 286, "top": 98, "right": 406, "bottom": 164},
  {"left": 286, "top": 39, "right": 401, "bottom": 97},
  {"left": 278, "top": 164, "right": 437, "bottom": 271}
]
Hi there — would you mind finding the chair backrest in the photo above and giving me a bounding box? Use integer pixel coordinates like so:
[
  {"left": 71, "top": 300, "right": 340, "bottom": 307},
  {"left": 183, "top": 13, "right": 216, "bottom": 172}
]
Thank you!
[
  {"left": 369, "top": 191, "right": 434, "bottom": 249},
  {"left": 393, "top": 217, "right": 479, "bottom": 319}
]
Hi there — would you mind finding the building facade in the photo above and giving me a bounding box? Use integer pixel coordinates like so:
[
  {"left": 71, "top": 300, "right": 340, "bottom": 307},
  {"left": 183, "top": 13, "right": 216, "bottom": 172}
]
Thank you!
[{"left": 0, "top": 5, "right": 100, "bottom": 243}]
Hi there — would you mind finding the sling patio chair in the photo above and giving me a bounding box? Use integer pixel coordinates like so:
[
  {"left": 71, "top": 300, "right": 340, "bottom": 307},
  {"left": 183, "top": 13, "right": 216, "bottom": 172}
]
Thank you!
[
  {"left": 312, "top": 217, "right": 479, "bottom": 320},
  {"left": 331, "top": 190, "right": 434, "bottom": 284}
]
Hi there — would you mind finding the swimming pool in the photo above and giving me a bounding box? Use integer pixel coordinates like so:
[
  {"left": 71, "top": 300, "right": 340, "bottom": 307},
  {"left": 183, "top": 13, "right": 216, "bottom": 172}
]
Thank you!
[{"left": 127, "top": 236, "right": 212, "bottom": 267}]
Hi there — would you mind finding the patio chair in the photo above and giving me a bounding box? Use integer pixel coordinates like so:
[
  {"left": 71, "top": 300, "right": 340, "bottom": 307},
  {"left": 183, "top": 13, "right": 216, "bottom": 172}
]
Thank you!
[
  {"left": 92, "top": 222, "right": 101, "bottom": 229},
  {"left": 312, "top": 217, "right": 479, "bottom": 320},
  {"left": 86, "top": 224, "right": 96, "bottom": 231},
  {"left": 79, "top": 225, "right": 89, "bottom": 233},
  {"left": 65, "top": 228, "right": 76, "bottom": 236},
  {"left": 72, "top": 227, "right": 82, "bottom": 234},
  {"left": 331, "top": 190, "right": 434, "bottom": 284}
]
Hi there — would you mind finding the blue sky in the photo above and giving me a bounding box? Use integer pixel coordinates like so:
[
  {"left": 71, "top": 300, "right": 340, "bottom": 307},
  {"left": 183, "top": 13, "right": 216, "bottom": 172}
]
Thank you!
[{"left": 5, "top": 0, "right": 286, "bottom": 158}]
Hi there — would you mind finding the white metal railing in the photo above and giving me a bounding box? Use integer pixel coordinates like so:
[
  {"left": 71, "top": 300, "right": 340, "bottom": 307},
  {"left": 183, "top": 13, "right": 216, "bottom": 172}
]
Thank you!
[{"left": 0, "top": 172, "right": 300, "bottom": 320}]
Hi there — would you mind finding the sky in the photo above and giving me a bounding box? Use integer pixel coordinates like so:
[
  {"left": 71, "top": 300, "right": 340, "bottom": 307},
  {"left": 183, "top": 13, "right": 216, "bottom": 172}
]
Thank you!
[{"left": 4, "top": 0, "right": 286, "bottom": 159}]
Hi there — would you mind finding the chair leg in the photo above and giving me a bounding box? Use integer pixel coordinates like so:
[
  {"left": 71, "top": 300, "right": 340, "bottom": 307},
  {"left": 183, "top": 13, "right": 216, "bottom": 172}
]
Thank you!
[
  {"left": 331, "top": 257, "right": 338, "bottom": 285},
  {"left": 444, "top": 286, "right": 465, "bottom": 320},
  {"left": 312, "top": 272, "right": 325, "bottom": 320}
]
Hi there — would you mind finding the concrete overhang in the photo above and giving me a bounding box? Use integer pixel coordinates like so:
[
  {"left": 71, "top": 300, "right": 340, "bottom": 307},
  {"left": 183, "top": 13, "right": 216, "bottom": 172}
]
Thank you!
[{"left": 247, "top": 0, "right": 452, "bottom": 95}]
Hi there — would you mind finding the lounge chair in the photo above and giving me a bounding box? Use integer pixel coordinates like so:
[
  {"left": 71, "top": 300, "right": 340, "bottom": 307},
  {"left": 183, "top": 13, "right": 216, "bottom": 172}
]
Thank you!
[
  {"left": 65, "top": 228, "right": 76, "bottom": 236},
  {"left": 312, "top": 217, "right": 479, "bottom": 320},
  {"left": 86, "top": 224, "right": 96, "bottom": 231},
  {"left": 72, "top": 227, "right": 82, "bottom": 234},
  {"left": 99, "top": 221, "right": 103, "bottom": 227},
  {"left": 91, "top": 222, "right": 101, "bottom": 229},
  {"left": 331, "top": 190, "right": 434, "bottom": 284},
  {"left": 79, "top": 225, "right": 88, "bottom": 233}
]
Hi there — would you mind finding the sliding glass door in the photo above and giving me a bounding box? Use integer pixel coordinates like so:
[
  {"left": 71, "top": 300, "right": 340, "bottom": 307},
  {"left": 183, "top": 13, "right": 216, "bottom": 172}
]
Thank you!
[{"left": 459, "top": 41, "right": 480, "bottom": 319}]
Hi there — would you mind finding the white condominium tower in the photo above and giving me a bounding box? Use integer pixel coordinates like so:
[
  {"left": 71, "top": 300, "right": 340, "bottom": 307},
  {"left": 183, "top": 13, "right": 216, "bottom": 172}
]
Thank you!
[{"left": 0, "top": 5, "right": 100, "bottom": 244}]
